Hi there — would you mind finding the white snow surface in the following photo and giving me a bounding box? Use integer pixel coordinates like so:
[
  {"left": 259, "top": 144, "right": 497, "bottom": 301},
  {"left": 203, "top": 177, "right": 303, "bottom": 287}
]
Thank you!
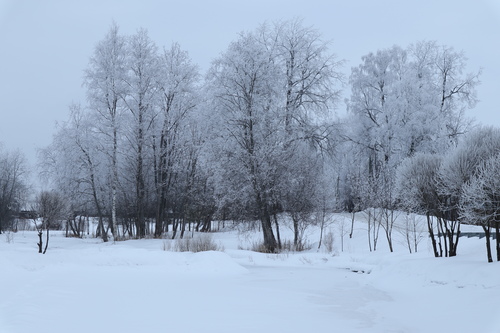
[{"left": 1, "top": 215, "right": 500, "bottom": 333}]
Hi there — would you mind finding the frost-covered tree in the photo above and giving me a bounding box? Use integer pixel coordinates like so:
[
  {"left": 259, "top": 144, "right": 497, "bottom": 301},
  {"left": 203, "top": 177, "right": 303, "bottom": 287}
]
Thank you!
[
  {"left": 438, "top": 127, "right": 500, "bottom": 216},
  {"left": 460, "top": 152, "right": 500, "bottom": 262},
  {"left": 347, "top": 41, "right": 480, "bottom": 252},
  {"left": 0, "top": 148, "right": 28, "bottom": 234},
  {"left": 152, "top": 42, "right": 200, "bottom": 237},
  {"left": 348, "top": 41, "right": 479, "bottom": 176},
  {"left": 39, "top": 104, "right": 110, "bottom": 241},
  {"left": 207, "top": 31, "right": 283, "bottom": 252},
  {"left": 460, "top": 153, "right": 500, "bottom": 262},
  {"left": 265, "top": 19, "right": 343, "bottom": 249},
  {"left": 440, "top": 127, "right": 500, "bottom": 260},
  {"left": 260, "top": 18, "right": 343, "bottom": 144},
  {"left": 429, "top": 42, "right": 480, "bottom": 143},
  {"left": 84, "top": 22, "right": 128, "bottom": 240},
  {"left": 44, "top": 24, "right": 204, "bottom": 240},
  {"left": 280, "top": 144, "right": 323, "bottom": 250},
  {"left": 396, "top": 127, "right": 500, "bottom": 258},
  {"left": 122, "top": 28, "right": 160, "bottom": 238},
  {"left": 207, "top": 20, "right": 343, "bottom": 252},
  {"left": 396, "top": 153, "right": 442, "bottom": 256}
]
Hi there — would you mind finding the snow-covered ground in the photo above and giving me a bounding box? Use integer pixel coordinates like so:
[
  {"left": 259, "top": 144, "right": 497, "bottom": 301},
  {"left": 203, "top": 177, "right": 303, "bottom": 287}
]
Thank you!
[{"left": 1, "top": 214, "right": 500, "bottom": 333}]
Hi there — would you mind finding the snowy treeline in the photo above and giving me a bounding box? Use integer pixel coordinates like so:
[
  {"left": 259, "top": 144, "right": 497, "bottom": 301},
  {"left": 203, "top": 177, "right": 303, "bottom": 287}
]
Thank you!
[
  {"left": 0, "top": 147, "right": 28, "bottom": 233},
  {"left": 36, "top": 19, "right": 344, "bottom": 254},
  {"left": 2, "top": 19, "right": 496, "bottom": 260}
]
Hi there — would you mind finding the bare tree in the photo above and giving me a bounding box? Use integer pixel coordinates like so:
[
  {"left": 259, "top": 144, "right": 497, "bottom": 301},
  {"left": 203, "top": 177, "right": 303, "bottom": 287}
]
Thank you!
[
  {"left": 397, "top": 213, "right": 425, "bottom": 254},
  {"left": 34, "top": 191, "right": 68, "bottom": 254}
]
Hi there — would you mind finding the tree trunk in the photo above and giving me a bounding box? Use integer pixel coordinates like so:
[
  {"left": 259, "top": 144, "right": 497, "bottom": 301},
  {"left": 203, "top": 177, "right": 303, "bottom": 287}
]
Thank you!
[
  {"left": 382, "top": 209, "right": 394, "bottom": 252},
  {"left": 180, "top": 219, "right": 186, "bottom": 239},
  {"left": 483, "top": 224, "right": 493, "bottom": 263},
  {"left": 426, "top": 213, "right": 439, "bottom": 257},
  {"left": 405, "top": 216, "right": 412, "bottom": 254},
  {"left": 171, "top": 218, "right": 178, "bottom": 239},
  {"left": 136, "top": 105, "right": 146, "bottom": 239},
  {"left": 437, "top": 217, "right": 445, "bottom": 257},
  {"left": 80, "top": 144, "right": 107, "bottom": 242},
  {"left": 413, "top": 217, "right": 419, "bottom": 253},
  {"left": 43, "top": 227, "right": 49, "bottom": 254},
  {"left": 367, "top": 210, "right": 372, "bottom": 252},
  {"left": 154, "top": 116, "right": 171, "bottom": 238},
  {"left": 292, "top": 214, "right": 300, "bottom": 250},
  {"left": 201, "top": 215, "right": 212, "bottom": 232},
  {"left": 111, "top": 126, "right": 118, "bottom": 241},
  {"left": 37, "top": 230, "right": 43, "bottom": 253},
  {"left": 448, "top": 221, "right": 460, "bottom": 257},
  {"left": 496, "top": 220, "right": 500, "bottom": 262},
  {"left": 252, "top": 179, "right": 277, "bottom": 252},
  {"left": 372, "top": 208, "right": 380, "bottom": 251},
  {"left": 261, "top": 216, "right": 277, "bottom": 253},
  {"left": 349, "top": 211, "right": 355, "bottom": 239},
  {"left": 273, "top": 213, "right": 281, "bottom": 250},
  {"left": 318, "top": 212, "right": 325, "bottom": 250},
  {"left": 97, "top": 216, "right": 108, "bottom": 242}
]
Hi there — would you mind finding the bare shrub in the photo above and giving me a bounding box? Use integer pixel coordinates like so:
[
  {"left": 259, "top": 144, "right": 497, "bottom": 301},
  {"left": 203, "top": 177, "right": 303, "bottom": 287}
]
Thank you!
[
  {"left": 250, "top": 239, "right": 311, "bottom": 253},
  {"left": 175, "top": 237, "right": 192, "bottom": 252},
  {"left": 191, "top": 234, "right": 224, "bottom": 252},
  {"left": 174, "top": 234, "right": 223, "bottom": 253},
  {"left": 250, "top": 241, "right": 275, "bottom": 253},
  {"left": 323, "top": 231, "right": 334, "bottom": 253},
  {"left": 4, "top": 231, "right": 14, "bottom": 243},
  {"left": 281, "top": 239, "right": 312, "bottom": 252},
  {"left": 162, "top": 240, "right": 172, "bottom": 251}
]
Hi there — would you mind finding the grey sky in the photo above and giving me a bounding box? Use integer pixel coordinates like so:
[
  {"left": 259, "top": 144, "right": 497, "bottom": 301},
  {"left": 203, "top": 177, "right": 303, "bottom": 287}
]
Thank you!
[{"left": 0, "top": 0, "right": 499, "bottom": 170}]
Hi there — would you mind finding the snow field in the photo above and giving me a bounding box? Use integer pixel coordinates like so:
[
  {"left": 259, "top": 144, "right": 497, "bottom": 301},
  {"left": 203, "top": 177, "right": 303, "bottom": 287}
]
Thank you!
[{"left": 1, "top": 215, "right": 500, "bottom": 333}]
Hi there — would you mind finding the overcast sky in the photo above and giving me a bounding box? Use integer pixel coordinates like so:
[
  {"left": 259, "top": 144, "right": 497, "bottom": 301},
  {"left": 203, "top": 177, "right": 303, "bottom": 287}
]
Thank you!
[{"left": 0, "top": 0, "right": 499, "bottom": 170}]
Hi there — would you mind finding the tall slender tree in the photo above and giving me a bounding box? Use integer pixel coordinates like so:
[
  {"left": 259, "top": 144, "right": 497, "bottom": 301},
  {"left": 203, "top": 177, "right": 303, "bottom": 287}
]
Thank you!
[
  {"left": 123, "top": 28, "right": 160, "bottom": 238},
  {"left": 153, "top": 42, "right": 199, "bottom": 237},
  {"left": 84, "top": 22, "right": 128, "bottom": 240}
]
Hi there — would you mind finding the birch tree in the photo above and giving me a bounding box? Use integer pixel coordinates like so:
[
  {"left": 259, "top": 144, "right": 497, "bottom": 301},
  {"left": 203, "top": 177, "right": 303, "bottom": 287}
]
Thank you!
[
  {"left": 123, "top": 28, "right": 160, "bottom": 238},
  {"left": 84, "top": 22, "right": 128, "bottom": 240}
]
